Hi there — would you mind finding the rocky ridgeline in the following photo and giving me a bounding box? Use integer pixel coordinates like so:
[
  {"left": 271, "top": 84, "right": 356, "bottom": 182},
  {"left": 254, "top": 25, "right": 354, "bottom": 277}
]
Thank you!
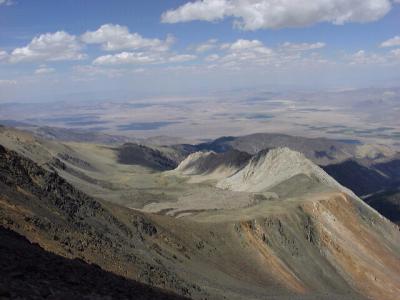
[
  {"left": 174, "top": 147, "right": 355, "bottom": 196},
  {"left": 216, "top": 147, "right": 354, "bottom": 195},
  {"left": 0, "top": 144, "right": 205, "bottom": 299}
]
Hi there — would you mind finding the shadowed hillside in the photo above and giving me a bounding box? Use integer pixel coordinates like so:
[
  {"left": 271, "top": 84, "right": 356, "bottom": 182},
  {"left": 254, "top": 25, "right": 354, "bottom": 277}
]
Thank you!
[
  {"left": 322, "top": 160, "right": 394, "bottom": 196},
  {"left": 364, "top": 188, "right": 400, "bottom": 225},
  {"left": 118, "top": 143, "right": 178, "bottom": 170},
  {"left": 0, "top": 226, "right": 187, "bottom": 300},
  {"left": 0, "top": 144, "right": 206, "bottom": 298}
]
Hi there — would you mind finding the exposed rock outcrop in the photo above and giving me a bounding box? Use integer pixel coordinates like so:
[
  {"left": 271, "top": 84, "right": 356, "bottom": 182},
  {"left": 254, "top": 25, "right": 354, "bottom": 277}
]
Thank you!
[
  {"left": 216, "top": 148, "right": 354, "bottom": 195},
  {"left": 174, "top": 149, "right": 251, "bottom": 180}
]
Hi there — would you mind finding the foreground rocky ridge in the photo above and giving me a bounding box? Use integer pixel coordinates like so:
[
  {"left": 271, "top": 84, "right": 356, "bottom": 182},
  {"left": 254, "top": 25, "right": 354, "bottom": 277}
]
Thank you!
[
  {"left": 0, "top": 227, "right": 187, "bottom": 300},
  {"left": 0, "top": 144, "right": 205, "bottom": 298},
  {"left": 1, "top": 143, "right": 400, "bottom": 299}
]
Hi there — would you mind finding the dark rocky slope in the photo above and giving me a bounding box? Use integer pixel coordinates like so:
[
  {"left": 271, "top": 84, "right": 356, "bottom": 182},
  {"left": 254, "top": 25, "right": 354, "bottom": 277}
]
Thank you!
[
  {"left": 322, "top": 159, "right": 400, "bottom": 224},
  {"left": 322, "top": 160, "right": 394, "bottom": 196},
  {"left": 0, "top": 226, "right": 187, "bottom": 300},
  {"left": 118, "top": 143, "right": 179, "bottom": 170},
  {"left": 117, "top": 142, "right": 197, "bottom": 170},
  {"left": 374, "top": 159, "right": 400, "bottom": 179},
  {"left": 364, "top": 188, "right": 400, "bottom": 225},
  {"left": 176, "top": 149, "right": 251, "bottom": 176},
  {"left": 0, "top": 144, "right": 204, "bottom": 298}
]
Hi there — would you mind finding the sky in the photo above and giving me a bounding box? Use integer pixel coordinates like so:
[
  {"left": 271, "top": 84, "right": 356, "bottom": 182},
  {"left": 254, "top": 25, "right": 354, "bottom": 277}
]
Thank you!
[{"left": 0, "top": 0, "right": 400, "bottom": 103}]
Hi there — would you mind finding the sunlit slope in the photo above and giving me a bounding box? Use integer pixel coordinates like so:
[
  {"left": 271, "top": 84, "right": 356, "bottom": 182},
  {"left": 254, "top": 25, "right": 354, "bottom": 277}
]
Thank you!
[
  {"left": 216, "top": 148, "right": 351, "bottom": 194},
  {"left": 1, "top": 127, "right": 400, "bottom": 299}
]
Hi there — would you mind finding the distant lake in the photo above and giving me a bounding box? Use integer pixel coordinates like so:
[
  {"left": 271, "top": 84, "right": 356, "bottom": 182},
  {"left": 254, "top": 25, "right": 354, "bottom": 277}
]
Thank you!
[
  {"left": 123, "top": 103, "right": 156, "bottom": 109},
  {"left": 295, "top": 108, "right": 332, "bottom": 112},
  {"left": 335, "top": 139, "right": 362, "bottom": 145},
  {"left": 37, "top": 115, "right": 99, "bottom": 123},
  {"left": 118, "top": 121, "right": 179, "bottom": 131},
  {"left": 245, "top": 113, "right": 274, "bottom": 120},
  {"left": 25, "top": 115, "right": 111, "bottom": 127},
  {"left": 66, "top": 120, "right": 110, "bottom": 126}
]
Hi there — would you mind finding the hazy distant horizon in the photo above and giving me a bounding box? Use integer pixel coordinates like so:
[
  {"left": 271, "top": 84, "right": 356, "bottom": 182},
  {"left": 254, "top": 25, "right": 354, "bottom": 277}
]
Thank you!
[{"left": 1, "top": 86, "right": 399, "bottom": 151}]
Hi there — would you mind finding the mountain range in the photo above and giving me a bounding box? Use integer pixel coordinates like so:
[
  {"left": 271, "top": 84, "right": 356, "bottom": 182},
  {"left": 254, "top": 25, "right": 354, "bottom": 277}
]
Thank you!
[{"left": 0, "top": 125, "right": 399, "bottom": 299}]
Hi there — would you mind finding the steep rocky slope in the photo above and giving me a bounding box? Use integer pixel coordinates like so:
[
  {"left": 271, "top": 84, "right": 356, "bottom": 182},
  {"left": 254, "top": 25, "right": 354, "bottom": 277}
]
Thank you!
[
  {"left": 374, "top": 158, "right": 400, "bottom": 179},
  {"left": 172, "top": 150, "right": 251, "bottom": 182},
  {"left": 0, "top": 144, "right": 206, "bottom": 298},
  {"left": 322, "top": 160, "right": 394, "bottom": 196},
  {"left": 364, "top": 188, "right": 400, "bottom": 225},
  {"left": 321, "top": 157, "right": 400, "bottom": 223},
  {"left": 216, "top": 148, "right": 352, "bottom": 195},
  {"left": 0, "top": 227, "right": 187, "bottom": 300},
  {"left": 118, "top": 143, "right": 178, "bottom": 171},
  {"left": 117, "top": 142, "right": 198, "bottom": 171}
]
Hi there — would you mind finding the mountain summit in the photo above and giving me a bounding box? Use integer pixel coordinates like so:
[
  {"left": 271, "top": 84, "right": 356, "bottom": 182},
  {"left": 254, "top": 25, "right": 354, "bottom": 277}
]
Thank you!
[{"left": 216, "top": 147, "right": 354, "bottom": 195}]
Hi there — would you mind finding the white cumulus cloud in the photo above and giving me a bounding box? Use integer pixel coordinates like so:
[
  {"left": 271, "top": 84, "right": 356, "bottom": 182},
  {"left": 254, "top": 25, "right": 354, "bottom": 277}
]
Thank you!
[
  {"left": 93, "top": 52, "right": 163, "bottom": 65},
  {"left": 9, "top": 31, "right": 85, "bottom": 63},
  {"left": 169, "top": 54, "right": 197, "bottom": 62},
  {"left": 281, "top": 42, "right": 326, "bottom": 51},
  {"left": 162, "top": 0, "right": 228, "bottom": 23},
  {"left": 215, "top": 39, "right": 275, "bottom": 68},
  {"left": 0, "top": 50, "right": 8, "bottom": 61},
  {"left": 390, "top": 48, "right": 400, "bottom": 59},
  {"left": 348, "top": 50, "right": 387, "bottom": 65},
  {"left": 380, "top": 36, "right": 400, "bottom": 47},
  {"left": 81, "top": 24, "right": 174, "bottom": 52},
  {"left": 93, "top": 51, "right": 197, "bottom": 65},
  {"left": 195, "top": 39, "right": 218, "bottom": 52},
  {"left": 205, "top": 54, "right": 220, "bottom": 62},
  {"left": 161, "top": 0, "right": 394, "bottom": 30},
  {"left": 228, "top": 39, "right": 273, "bottom": 54},
  {"left": 34, "top": 66, "right": 55, "bottom": 75}
]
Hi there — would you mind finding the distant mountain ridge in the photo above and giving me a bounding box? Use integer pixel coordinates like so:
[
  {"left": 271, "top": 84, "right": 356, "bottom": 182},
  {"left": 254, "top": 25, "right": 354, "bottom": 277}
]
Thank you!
[{"left": 195, "top": 133, "right": 357, "bottom": 166}]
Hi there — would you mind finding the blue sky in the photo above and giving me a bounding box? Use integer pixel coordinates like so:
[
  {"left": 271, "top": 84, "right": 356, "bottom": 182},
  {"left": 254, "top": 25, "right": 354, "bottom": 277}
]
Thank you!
[{"left": 0, "top": 0, "right": 399, "bottom": 102}]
